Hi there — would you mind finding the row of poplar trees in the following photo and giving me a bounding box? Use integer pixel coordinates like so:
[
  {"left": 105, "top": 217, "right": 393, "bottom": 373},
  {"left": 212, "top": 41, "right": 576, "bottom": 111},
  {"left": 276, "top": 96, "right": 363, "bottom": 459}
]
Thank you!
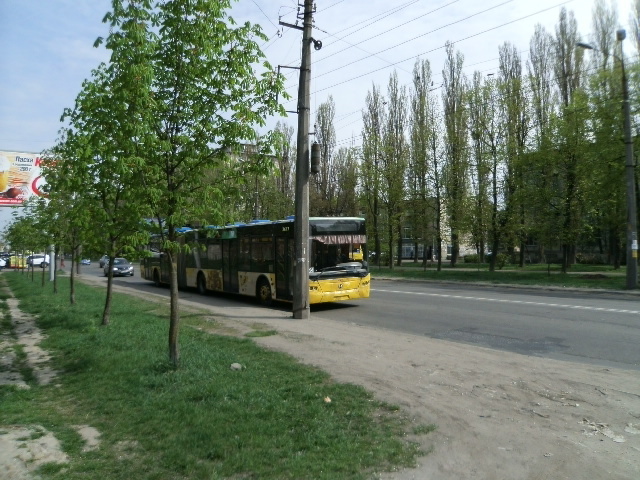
[
  {"left": 361, "top": 3, "right": 640, "bottom": 272},
  {"left": 256, "top": 2, "right": 640, "bottom": 274}
]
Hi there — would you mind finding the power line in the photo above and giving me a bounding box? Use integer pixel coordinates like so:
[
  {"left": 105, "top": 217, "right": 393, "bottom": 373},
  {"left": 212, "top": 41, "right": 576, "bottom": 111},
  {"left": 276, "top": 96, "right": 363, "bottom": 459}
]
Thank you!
[
  {"left": 306, "top": 1, "right": 573, "bottom": 97},
  {"left": 250, "top": 0, "right": 278, "bottom": 28},
  {"left": 312, "top": 0, "right": 518, "bottom": 83},
  {"left": 321, "top": 0, "right": 424, "bottom": 41},
  {"left": 315, "top": 0, "right": 462, "bottom": 65}
]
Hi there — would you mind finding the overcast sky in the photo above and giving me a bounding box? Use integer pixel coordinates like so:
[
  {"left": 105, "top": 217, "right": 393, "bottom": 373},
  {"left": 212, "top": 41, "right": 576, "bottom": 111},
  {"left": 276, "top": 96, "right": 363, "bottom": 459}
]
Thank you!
[{"left": 0, "top": 0, "right": 635, "bottom": 155}]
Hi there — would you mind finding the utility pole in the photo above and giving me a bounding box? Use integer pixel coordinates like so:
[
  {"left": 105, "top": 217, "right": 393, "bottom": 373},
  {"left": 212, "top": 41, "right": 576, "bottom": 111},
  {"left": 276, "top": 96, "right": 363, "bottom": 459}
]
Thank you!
[
  {"left": 617, "top": 30, "right": 638, "bottom": 289},
  {"left": 281, "top": 0, "right": 314, "bottom": 318}
]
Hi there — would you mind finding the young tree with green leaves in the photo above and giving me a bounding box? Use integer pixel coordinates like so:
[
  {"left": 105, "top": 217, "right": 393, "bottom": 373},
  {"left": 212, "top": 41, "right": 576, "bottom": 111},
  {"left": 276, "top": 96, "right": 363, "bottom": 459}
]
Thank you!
[
  {"left": 119, "top": 0, "right": 287, "bottom": 367},
  {"left": 54, "top": 0, "right": 157, "bottom": 323}
]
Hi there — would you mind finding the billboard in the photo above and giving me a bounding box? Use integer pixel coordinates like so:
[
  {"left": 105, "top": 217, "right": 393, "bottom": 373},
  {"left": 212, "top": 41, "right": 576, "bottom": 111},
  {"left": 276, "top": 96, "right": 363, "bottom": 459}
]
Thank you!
[{"left": 0, "top": 151, "right": 47, "bottom": 206}]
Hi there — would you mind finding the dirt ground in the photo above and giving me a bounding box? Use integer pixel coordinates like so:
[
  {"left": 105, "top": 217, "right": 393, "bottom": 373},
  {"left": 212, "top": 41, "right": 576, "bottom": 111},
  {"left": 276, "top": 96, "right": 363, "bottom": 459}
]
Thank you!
[{"left": 2, "top": 275, "right": 639, "bottom": 479}]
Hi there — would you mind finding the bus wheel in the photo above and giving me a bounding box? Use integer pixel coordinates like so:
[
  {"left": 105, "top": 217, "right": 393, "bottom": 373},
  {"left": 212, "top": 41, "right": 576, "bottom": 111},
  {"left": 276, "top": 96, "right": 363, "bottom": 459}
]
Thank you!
[
  {"left": 153, "top": 270, "right": 160, "bottom": 287},
  {"left": 256, "top": 278, "right": 272, "bottom": 306},
  {"left": 197, "top": 273, "right": 207, "bottom": 295}
]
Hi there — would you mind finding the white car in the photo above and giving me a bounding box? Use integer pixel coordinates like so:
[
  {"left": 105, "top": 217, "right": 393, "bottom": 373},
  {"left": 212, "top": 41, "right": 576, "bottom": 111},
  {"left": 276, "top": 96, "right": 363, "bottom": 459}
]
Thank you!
[{"left": 27, "top": 254, "right": 50, "bottom": 268}]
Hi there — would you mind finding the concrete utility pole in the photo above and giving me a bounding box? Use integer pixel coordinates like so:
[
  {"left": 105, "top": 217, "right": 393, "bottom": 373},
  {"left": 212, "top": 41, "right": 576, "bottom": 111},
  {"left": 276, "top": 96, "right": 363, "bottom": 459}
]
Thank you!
[
  {"left": 281, "top": 0, "right": 314, "bottom": 318},
  {"left": 617, "top": 30, "right": 638, "bottom": 289}
]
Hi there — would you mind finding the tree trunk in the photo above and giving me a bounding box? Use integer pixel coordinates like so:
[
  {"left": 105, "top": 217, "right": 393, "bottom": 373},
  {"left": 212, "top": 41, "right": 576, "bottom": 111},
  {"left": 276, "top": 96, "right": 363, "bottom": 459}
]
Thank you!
[
  {"left": 102, "top": 257, "right": 113, "bottom": 326},
  {"left": 69, "top": 251, "right": 76, "bottom": 305},
  {"left": 396, "top": 222, "right": 403, "bottom": 267},
  {"left": 53, "top": 246, "right": 59, "bottom": 294},
  {"left": 168, "top": 251, "right": 181, "bottom": 367}
]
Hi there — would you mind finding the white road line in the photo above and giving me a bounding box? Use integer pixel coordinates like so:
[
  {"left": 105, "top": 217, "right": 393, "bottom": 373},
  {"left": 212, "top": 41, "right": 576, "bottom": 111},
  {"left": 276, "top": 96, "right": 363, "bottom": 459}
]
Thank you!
[{"left": 371, "top": 289, "right": 640, "bottom": 315}]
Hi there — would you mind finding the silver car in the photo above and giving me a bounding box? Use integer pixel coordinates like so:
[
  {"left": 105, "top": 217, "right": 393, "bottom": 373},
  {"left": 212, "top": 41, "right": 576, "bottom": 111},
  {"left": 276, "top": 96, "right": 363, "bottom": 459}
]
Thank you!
[{"left": 103, "top": 257, "right": 134, "bottom": 277}]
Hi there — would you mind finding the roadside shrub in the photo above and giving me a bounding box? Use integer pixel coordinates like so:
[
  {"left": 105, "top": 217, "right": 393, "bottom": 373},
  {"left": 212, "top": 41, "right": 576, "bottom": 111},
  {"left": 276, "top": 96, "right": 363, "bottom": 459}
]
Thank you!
[
  {"left": 575, "top": 253, "right": 607, "bottom": 265},
  {"left": 486, "top": 253, "right": 508, "bottom": 269},
  {"left": 463, "top": 254, "right": 480, "bottom": 263}
]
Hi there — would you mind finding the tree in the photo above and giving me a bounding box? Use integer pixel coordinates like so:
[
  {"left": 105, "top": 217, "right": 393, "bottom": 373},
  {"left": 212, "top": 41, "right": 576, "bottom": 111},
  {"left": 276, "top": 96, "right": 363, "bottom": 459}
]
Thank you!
[
  {"left": 311, "top": 96, "right": 338, "bottom": 215},
  {"left": 583, "top": 0, "right": 626, "bottom": 266},
  {"left": 332, "top": 145, "right": 360, "bottom": 216},
  {"left": 498, "top": 42, "right": 530, "bottom": 266},
  {"left": 54, "top": 0, "right": 157, "bottom": 323},
  {"left": 409, "top": 58, "right": 439, "bottom": 266},
  {"left": 381, "top": 71, "right": 408, "bottom": 268},
  {"left": 441, "top": 42, "right": 469, "bottom": 267},
  {"left": 466, "top": 71, "right": 492, "bottom": 263},
  {"left": 135, "top": 0, "right": 286, "bottom": 367},
  {"left": 526, "top": 24, "right": 558, "bottom": 262},
  {"left": 361, "top": 84, "right": 385, "bottom": 265},
  {"left": 552, "top": 7, "right": 588, "bottom": 271}
]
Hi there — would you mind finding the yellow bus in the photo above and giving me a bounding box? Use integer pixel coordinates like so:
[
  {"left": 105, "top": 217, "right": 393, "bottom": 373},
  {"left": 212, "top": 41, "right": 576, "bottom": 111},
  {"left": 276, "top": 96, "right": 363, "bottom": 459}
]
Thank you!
[{"left": 140, "top": 217, "right": 370, "bottom": 305}]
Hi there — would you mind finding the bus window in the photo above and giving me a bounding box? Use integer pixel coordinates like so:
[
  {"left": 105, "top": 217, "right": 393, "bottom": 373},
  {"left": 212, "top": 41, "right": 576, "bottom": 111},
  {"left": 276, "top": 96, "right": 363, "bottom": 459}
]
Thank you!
[
  {"left": 239, "top": 237, "right": 251, "bottom": 271},
  {"left": 251, "top": 237, "right": 273, "bottom": 272}
]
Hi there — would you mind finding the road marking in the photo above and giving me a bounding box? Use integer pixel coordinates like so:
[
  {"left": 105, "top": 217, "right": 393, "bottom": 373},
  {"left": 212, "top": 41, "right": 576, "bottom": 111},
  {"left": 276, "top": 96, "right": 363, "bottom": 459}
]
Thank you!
[{"left": 371, "top": 289, "right": 640, "bottom": 315}]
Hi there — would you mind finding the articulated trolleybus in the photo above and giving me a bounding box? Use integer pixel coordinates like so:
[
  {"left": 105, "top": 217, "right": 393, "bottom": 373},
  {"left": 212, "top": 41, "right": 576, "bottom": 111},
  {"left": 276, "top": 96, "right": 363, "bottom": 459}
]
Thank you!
[{"left": 141, "top": 217, "right": 370, "bottom": 305}]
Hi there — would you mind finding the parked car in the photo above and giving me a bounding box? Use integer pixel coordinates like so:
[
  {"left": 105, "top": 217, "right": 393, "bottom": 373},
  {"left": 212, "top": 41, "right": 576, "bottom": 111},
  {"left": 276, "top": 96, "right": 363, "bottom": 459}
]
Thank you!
[
  {"left": 26, "top": 254, "right": 50, "bottom": 268},
  {"left": 0, "top": 257, "right": 5, "bottom": 270},
  {"left": 80, "top": 258, "right": 91, "bottom": 265},
  {"left": 99, "top": 255, "right": 109, "bottom": 268},
  {"left": 103, "top": 257, "right": 134, "bottom": 277}
]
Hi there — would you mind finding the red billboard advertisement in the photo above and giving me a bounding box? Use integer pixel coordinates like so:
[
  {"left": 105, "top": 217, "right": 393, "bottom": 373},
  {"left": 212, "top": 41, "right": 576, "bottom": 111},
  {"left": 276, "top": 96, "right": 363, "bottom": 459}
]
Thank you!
[{"left": 0, "top": 151, "right": 47, "bottom": 206}]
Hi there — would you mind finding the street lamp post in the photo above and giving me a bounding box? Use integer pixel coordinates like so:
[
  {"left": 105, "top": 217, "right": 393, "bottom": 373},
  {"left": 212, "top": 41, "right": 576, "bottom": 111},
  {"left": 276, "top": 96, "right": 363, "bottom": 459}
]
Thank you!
[{"left": 578, "top": 29, "right": 638, "bottom": 289}]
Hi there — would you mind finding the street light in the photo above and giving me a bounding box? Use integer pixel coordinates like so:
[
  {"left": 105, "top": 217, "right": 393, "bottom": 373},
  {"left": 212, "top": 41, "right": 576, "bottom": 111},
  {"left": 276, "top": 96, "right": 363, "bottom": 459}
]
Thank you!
[{"left": 578, "top": 29, "right": 638, "bottom": 289}]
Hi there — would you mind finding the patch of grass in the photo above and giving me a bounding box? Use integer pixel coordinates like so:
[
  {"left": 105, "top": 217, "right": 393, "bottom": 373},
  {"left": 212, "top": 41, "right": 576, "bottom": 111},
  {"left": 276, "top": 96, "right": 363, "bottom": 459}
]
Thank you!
[
  {"left": 413, "top": 424, "right": 437, "bottom": 435},
  {"left": 12, "top": 344, "right": 36, "bottom": 385},
  {"left": 0, "top": 299, "right": 13, "bottom": 336},
  {"left": 2, "top": 272, "right": 430, "bottom": 480},
  {"left": 245, "top": 323, "right": 278, "bottom": 338},
  {"left": 245, "top": 330, "right": 278, "bottom": 338},
  {"left": 371, "top": 263, "right": 629, "bottom": 290}
]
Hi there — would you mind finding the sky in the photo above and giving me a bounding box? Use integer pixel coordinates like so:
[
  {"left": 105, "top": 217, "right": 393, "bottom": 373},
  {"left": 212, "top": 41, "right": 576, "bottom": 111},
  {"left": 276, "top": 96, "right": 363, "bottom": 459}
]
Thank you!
[{"left": 0, "top": 0, "right": 635, "bottom": 156}]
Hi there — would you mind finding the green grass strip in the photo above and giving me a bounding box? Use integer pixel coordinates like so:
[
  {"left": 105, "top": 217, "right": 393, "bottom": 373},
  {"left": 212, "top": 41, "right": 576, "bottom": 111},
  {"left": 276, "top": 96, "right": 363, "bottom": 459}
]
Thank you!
[
  {"left": 370, "top": 263, "right": 629, "bottom": 289},
  {"left": 0, "top": 272, "right": 427, "bottom": 480}
]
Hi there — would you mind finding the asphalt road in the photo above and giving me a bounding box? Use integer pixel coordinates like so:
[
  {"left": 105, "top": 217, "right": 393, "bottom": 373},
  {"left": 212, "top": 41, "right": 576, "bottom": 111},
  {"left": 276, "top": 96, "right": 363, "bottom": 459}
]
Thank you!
[{"left": 79, "top": 265, "right": 640, "bottom": 371}]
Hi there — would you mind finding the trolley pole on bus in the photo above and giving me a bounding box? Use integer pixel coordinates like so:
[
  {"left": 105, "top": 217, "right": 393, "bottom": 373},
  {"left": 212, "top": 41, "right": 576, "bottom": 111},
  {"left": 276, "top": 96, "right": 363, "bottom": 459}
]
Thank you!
[{"left": 282, "top": 0, "right": 314, "bottom": 319}]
